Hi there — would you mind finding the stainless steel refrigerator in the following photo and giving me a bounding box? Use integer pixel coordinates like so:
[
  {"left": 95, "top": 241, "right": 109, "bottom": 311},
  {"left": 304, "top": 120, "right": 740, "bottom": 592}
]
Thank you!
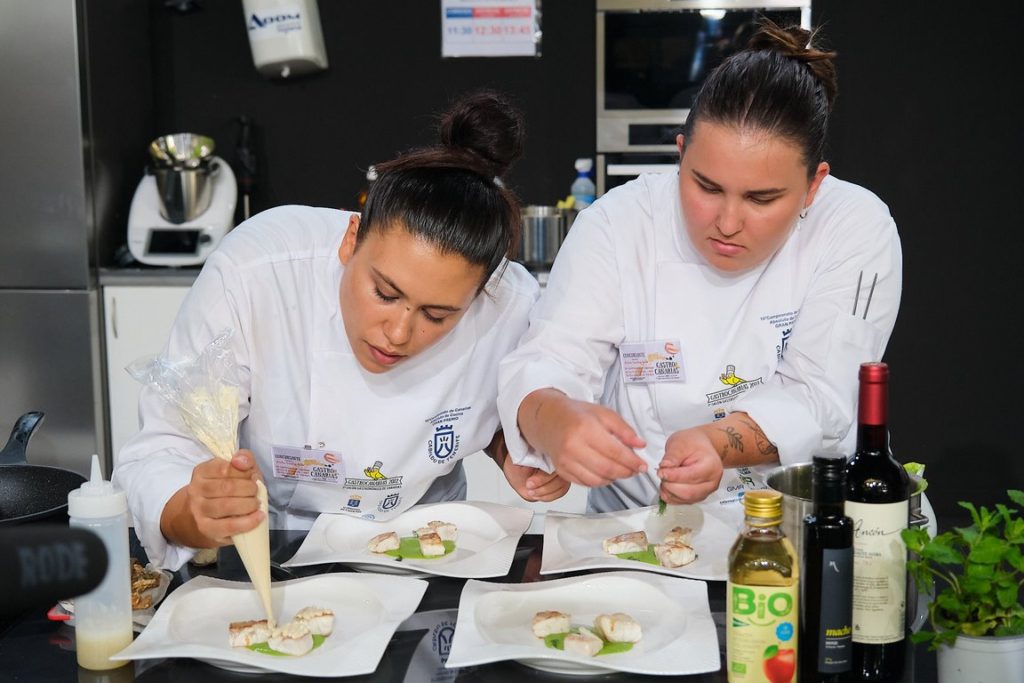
[{"left": 0, "top": 0, "right": 106, "bottom": 475}]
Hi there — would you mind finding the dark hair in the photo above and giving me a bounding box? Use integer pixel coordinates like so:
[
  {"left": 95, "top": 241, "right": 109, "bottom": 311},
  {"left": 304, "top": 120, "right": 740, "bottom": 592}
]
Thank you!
[
  {"left": 682, "top": 19, "right": 838, "bottom": 178},
  {"left": 358, "top": 90, "right": 525, "bottom": 290}
]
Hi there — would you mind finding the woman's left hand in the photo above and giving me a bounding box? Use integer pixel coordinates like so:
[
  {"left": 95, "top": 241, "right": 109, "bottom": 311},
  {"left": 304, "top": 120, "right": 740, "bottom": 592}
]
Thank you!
[
  {"left": 657, "top": 427, "right": 724, "bottom": 504},
  {"left": 502, "top": 459, "right": 571, "bottom": 502}
]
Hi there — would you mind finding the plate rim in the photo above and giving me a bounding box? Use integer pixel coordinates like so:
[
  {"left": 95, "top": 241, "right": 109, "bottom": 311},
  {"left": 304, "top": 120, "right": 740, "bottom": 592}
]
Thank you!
[
  {"left": 282, "top": 500, "right": 533, "bottom": 578},
  {"left": 111, "top": 572, "right": 429, "bottom": 677},
  {"left": 444, "top": 569, "right": 721, "bottom": 676},
  {"left": 539, "top": 505, "right": 735, "bottom": 580}
]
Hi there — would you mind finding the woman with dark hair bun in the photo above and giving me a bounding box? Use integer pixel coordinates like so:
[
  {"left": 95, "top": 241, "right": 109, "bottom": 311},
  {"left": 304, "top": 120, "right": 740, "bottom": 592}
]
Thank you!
[
  {"left": 114, "top": 91, "right": 568, "bottom": 568},
  {"left": 500, "top": 22, "right": 902, "bottom": 520}
]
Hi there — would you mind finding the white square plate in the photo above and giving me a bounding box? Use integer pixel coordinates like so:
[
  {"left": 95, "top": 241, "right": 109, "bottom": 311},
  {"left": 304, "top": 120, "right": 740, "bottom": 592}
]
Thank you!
[
  {"left": 445, "top": 570, "right": 720, "bottom": 676},
  {"left": 281, "top": 501, "right": 534, "bottom": 578},
  {"left": 541, "top": 504, "right": 739, "bottom": 581},
  {"left": 111, "top": 573, "right": 427, "bottom": 677}
]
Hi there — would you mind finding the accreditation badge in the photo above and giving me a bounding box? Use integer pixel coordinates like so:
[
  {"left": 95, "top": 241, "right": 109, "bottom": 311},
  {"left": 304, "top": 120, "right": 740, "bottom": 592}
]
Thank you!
[
  {"left": 619, "top": 339, "right": 685, "bottom": 384},
  {"left": 271, "top": 444, "right": 345, "bottom": 485}
]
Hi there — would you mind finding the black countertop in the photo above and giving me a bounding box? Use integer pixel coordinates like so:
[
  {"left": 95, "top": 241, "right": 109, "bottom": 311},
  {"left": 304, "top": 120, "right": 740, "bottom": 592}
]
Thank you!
[{"left": 0, "top": 531, "right": 935, "bottom": 682}]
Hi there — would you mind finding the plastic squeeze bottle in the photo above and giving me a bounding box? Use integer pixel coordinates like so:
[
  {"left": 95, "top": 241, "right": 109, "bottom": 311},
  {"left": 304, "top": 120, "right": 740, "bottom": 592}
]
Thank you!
[
  {"left": 68, "top": 454, "right": 133, "bottom": 670},
  {"left": 570, "top": 157, "right": 596, "bottom": 209}
]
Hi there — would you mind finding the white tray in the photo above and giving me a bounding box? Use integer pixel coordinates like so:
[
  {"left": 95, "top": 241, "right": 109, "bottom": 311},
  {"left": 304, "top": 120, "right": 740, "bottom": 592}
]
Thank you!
[
  {"left": 445, "top": 570, "right": 720, "bottom": 676},
  {"left": 282, "top": 500, "right": 533, "bottom": 578}
]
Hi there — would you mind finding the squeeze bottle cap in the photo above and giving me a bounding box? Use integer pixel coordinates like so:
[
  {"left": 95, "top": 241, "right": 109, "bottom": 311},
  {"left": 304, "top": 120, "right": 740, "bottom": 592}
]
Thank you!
[
  {"left": 574, "top": 157, "right": 593, "bottom": 173},
  {"left": 68, "top": 454, "right": 128, "bottom": 519}
]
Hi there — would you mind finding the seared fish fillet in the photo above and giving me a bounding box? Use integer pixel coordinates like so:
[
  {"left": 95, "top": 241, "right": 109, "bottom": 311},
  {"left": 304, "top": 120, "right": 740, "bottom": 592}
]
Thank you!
[
  {"left": 603, "top": 531, "right": 649, "bottom": 555},
  {"left": 368, "top": 531, "right": 401, "bottom": 553},
  {"left": 228, "top": 619, "right": 273, "bottom": 647},
  {"left": 532, "top": 610, "right": 571, "bottom": 638},
  {"left": 267, "top": 620, "right": 314, "bottom": 656},
  {"left": 654, "top": 541, "right": 697, "bottom": 568},
  {"left": 563, "top": 626, "right": 603, "bottom": 657},
  {"left": 418, "top": 531, "right": 446, "bottom": 556},
  {"left": 294, "top": 606, "right": 334, "bottom": 636},
  {"left": 664, "top": 526, "right": 694, "bottom": 546},
  {"left": 426, "top": 520, "right": 458, "bottom": 542},
  {"left": 594, "top": 612, "right": 642, "bottom": 643}
]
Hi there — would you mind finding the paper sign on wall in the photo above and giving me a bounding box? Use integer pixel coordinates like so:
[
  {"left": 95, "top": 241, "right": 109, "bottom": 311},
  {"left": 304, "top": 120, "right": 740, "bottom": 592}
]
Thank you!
[{"left": 441, "top": 0, "right": 540, "bottom": 57}]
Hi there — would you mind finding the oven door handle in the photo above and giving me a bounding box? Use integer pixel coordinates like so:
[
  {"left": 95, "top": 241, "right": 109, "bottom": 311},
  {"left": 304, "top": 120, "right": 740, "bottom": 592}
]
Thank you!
[{"left": 606, "top": 164, "right": 678, "bottom": 176}]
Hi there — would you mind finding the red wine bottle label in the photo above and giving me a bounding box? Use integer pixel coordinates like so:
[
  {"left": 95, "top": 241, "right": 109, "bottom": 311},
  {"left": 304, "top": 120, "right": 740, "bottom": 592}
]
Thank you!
[
  {"left": 844, "top": 500, "right": 908, "bottom": 644},
  {"left": 726, "top": 582, "right": 798, "bottom": 682},
  {"left": 818, "top": 547, "right": 853, "bottom": 672}
]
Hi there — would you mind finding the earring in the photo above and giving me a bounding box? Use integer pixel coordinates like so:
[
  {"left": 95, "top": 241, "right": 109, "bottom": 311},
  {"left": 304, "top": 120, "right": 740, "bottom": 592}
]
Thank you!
[{"left": 799, "top": 208, "right": 808, "bottom": 220}]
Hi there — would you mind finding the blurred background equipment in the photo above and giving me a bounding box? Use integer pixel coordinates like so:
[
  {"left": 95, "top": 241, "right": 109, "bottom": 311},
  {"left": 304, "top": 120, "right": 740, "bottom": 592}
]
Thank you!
[
  {"left": 0, "top": 525, "right": 108, "bottom": 618},
  {"left": 127, "top": 132, "right": 238, "bottom": 267},
  {"left": 241, "top": 0, "right": 328, "bottom": 79},
  {"left": 234, "top": 116, "right": 259, "bottom": 222}
]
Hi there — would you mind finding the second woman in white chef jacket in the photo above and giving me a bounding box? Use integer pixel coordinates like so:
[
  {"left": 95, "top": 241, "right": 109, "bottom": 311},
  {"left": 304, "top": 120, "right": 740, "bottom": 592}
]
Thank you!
[
  {"left": 114, "top": 91, "right": 568, "bottom": 569},
  {"left": 497, "top": 22, "right": 902, "bottom": 523}
]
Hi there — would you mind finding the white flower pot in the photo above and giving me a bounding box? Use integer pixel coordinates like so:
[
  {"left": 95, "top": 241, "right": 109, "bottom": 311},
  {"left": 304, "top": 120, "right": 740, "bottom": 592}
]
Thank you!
[{"left": 936, "top": 633, "right": 1024, "bottom": 683}]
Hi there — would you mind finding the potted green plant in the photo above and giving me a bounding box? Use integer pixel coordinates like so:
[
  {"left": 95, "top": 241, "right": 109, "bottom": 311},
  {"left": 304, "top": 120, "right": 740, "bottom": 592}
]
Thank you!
[{"left": 901, "top": 489, "right": 1024, "bottom": 683}]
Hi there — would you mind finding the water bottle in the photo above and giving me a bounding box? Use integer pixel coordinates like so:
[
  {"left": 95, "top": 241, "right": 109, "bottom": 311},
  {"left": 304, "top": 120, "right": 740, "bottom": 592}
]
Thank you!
[
  {"left": 570, "top": 157, "right": 596, "bottom": 209},
  {"left": 68, "top": 454, "right": 133, "bottom": 671}
]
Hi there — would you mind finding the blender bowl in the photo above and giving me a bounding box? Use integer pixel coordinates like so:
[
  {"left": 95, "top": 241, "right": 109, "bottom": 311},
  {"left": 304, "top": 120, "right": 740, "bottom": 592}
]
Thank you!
[{"left": 148, "top": 133, "right": 217, "bottom": 224}]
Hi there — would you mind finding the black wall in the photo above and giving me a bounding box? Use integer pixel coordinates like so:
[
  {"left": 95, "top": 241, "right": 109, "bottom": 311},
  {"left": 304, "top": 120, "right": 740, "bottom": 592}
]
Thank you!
[
  {"left": 95, "top": 1, "right": 1023, "bottom": 525},
  {"left": 146, "top": 0, "right": 595, "bottom": 215},
  {"left": 814, "top": 0, "right": 1024, "bottom": 523}
]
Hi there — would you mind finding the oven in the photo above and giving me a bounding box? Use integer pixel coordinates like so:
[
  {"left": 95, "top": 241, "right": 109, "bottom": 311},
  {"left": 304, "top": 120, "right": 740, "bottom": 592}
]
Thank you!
[{"left": 596, "top": 0, "right": 810, "bottom": 195}]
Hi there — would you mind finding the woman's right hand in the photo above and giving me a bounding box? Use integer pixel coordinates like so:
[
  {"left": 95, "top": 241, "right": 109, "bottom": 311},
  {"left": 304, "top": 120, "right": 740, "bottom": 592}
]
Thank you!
[
  {"left": 517, "top": 388, "right": 648, "bottom": 487},
  {"left": 161, "top": 449, "right": 265, "bottom": 548}
]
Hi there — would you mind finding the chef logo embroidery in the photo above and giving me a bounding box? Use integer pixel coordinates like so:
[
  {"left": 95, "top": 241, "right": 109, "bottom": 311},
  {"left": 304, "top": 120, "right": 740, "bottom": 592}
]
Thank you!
[
  {"left": 433, "top": 620, "right": 457, "bottom": 664},
  {"left": 705, "top": 364, "right": 764, "bottom": 406},
  {"left": 344, "top": 460, "right": 404, "bottom": 491},
  {"left": 777, "top": 327, "right": 793, "bottom": 360},
  {"left": 345, "top": 494, "right": 361, "bottom": 509},
  {"left": 379, "top": 492, "right": 401, "bottom": 512},
  {"left": 428, "top": 424, "right": 460, "bottom": 463}
]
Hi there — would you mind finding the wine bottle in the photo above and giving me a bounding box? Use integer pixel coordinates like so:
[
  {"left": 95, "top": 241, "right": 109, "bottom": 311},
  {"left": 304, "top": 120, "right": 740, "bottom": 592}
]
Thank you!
[
  {"left": 844, "top": 362, "right": 910, "bottom": 681},
  {"left": 800, "top": 454, "right": 853, "bottom": 683},
  {"left": 727, "top": 490, "right": 799, "bottom": 683}
]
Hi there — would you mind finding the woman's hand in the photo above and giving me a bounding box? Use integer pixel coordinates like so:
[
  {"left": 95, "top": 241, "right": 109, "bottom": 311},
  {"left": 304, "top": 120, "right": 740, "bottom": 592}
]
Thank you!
[
  {"left": 161, "top": 449, "right": 265, "bottom": 548},
  {"left": 500, "top": 458, "right": 571, "bottom": 502},
  {"left": 657, "top": 427, "right": 724, "bottom": 504},
  {"left": 518, "top": 389, "right": 648, "bottom": 487}
]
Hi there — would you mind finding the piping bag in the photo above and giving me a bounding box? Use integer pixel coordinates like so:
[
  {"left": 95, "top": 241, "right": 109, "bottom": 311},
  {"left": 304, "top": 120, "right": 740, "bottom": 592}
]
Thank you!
[{"left": 128, "top": 330, "right": 274, "bottom": 626}]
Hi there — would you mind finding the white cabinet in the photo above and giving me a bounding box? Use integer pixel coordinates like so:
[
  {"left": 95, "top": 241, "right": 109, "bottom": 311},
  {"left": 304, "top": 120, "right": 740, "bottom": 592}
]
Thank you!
[{"left": 103, "top": 285, "right": 190, "bottom": 464}]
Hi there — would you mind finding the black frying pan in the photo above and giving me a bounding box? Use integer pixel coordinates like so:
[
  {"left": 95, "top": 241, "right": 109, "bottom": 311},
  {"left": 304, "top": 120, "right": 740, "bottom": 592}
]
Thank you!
[{"left": 0, "top": 412, "right": 87, "bottom": 525}]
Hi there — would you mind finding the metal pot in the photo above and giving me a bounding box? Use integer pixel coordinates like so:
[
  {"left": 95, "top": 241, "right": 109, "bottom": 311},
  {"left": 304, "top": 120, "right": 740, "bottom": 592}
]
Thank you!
[
  {"left": 0, "top": 412, "right": 86, "bottom": 525},
  {"left": 765, "top": 461, "right": 927, "bottom": 559},
  {"left": 519, "top": 205, "right": 569, "bottom": 269}
]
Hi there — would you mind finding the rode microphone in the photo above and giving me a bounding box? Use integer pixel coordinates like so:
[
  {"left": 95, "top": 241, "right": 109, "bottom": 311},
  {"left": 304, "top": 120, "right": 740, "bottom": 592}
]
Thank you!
[{"left": 0, "top": 524, "right": 108, "bottom": 617}]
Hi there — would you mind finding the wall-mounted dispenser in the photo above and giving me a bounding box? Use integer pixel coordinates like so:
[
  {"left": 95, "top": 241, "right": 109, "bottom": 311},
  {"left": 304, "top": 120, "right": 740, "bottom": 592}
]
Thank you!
[{"left": 241, "top": 0, "right": 328, "bottom": 79}]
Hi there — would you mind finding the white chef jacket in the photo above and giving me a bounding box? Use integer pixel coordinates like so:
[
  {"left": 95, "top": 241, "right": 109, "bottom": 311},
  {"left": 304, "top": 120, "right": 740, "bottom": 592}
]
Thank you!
[
  {"left": 498, "top": 173, "right": 901, "bottom": 524},
  {"left": 114, "top": 205, "right": 539, "bottom": 569}
]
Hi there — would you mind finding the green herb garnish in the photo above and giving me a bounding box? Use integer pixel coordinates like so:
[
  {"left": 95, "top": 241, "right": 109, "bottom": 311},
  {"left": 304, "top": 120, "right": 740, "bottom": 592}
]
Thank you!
[
  {"left": 657, "top": 498, "right": 667, "bottom": 515},
  {"left": 248, "top": 634, "right": 327, "bottom": 656},
  {"left": 903, "top": 462, "right": 928, "bottom": 494},
  {"left": 542, "top": 627, "right": 635, "bottom": 656},
  {"left": 614, "top": 545, "right": 660, "bottom": 566},
  {"left": 382, "top": 536, "right": 455, "bottom": 560}
]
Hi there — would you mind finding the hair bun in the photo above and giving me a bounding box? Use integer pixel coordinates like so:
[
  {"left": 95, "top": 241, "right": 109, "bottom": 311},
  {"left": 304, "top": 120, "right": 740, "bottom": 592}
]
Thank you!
[
  {"left": 749, "top": 20, "right": 838, "bottom": 110},
  {"left": 438, "top": 90, "right": 526, "bottom": 178}
]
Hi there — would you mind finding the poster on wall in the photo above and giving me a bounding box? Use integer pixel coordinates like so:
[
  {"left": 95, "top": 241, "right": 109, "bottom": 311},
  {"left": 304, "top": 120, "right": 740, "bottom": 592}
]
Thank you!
[{"left": 441, "top": 0, "right": 540, "bottom": 57}]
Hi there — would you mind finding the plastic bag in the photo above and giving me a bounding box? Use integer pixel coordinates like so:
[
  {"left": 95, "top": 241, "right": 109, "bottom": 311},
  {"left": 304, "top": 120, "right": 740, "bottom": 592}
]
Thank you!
[{"left": 127, "top": 330, "right": 241, "bottom": 462}]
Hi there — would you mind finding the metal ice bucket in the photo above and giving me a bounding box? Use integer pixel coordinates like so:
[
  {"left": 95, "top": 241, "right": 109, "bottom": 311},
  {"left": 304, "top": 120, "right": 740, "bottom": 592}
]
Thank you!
[{"left": 766, "top": 461, "right": 930, "bottom": 630}]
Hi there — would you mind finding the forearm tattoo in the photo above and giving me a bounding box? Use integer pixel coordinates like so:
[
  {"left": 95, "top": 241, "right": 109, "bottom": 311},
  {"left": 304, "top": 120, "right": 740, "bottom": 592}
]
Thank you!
[
  {"left": 719, "top": 426, "right": 744, "bottom": 455},
  {"left": 740, "top": 417, "right": 779, "bottom": 457}
]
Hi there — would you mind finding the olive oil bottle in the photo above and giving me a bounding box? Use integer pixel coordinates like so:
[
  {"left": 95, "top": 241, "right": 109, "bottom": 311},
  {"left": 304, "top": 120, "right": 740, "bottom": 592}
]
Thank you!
[{"left": 727, "top": 490, "right": 799, "bottom": 683}]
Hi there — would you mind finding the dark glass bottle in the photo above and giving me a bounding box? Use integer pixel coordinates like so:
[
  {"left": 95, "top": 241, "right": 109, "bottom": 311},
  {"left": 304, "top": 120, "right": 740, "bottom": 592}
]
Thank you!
[
  {"left": 800, "top": 454, "right": 853, "bottom": 683},
  {"left": 844, "top": 362, "right": 910, "bottom": 682}
]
